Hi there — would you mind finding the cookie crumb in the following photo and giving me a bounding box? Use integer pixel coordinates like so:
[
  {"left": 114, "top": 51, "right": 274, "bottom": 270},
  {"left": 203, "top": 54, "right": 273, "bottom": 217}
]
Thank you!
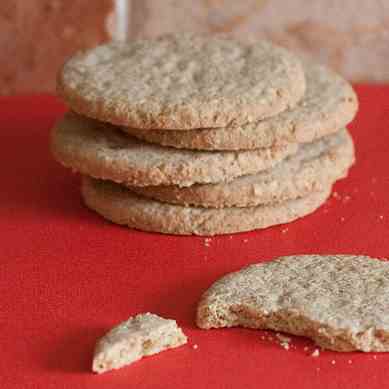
[
  {"left": 204, "top": 238, "right": 212, "bottom": 247},
  {"left": 340, "top": 217, "right": 345, "bottom": 222},
  {"left": 311, "top": 349, "right": 320, "bottom": 357},
  {"left": 92, "top": 313, "right": 187, "bottom": 374},
  {"left": 331, "top": 360, "right": 336, "bottom": 365},
  {"left": 276, "top": 333, "right": 291, "bottom": 342},
  {"left": 304, "top": 346, "right": 309, "bottom": 351},
  {"left": 379, "top": 215, "right": 384, "bottom": 220},
  {"left": 373, "top": 355, "right": 377, "bottom": 360},
  {"left": 282, "top": 228, "right": 289, "bottom": 234},
  {"left": 193, "top": 344, "right": 198, "bottom": 350},
  {"left": 280, "top": 342, "right": 290, "bottom": 350},
  {"left": 333, "top": 191, "right": 340, "bottom": 199},
  {"left": 243, "top": 239, "right": 248, "bottom": 243},
  {"left": 276, "top": 333, "right": 291, "bottom": 350},
  {"left": 348, "top": 359, "right": 352, "bottom": 364}
]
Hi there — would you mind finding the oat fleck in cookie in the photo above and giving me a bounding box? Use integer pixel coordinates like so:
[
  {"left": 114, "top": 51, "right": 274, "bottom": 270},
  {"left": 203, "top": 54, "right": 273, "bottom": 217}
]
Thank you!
[
  {"left": 197, "top": 255, "right": 389, "bottom": 352},
  {"left": 58, "top": 34, "right": 305, "bottom": 129},
  {"left": 92, "top": 313, "right": 187, "bottom": 374}
]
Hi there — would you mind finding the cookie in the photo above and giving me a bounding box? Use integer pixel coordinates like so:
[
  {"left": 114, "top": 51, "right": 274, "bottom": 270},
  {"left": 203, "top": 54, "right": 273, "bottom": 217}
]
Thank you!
[
  {"left": 124, "top": 62, "right": 357, "bottom": 150},
  {"left": 129, "top": 129, "right": 354, "bottom": 208},
  {"left": 197, "top": 255, "right": 389, "bottom": 352},
  {"left": 57, "top": 34, "right": 306, "bottom": 129},
  {"left": 81, "top": 177, "right": 331, "bottom": 236},
  {"left": 51, "top": 112, "right": 298, "bottom": 187},
  {"left": 92, "top": 313, "right": 187, "bottom": 374}
]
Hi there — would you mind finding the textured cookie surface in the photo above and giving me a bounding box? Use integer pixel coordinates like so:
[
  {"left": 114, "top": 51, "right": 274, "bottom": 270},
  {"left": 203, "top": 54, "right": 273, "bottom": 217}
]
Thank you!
[
  {"left": 81, "top": 177, "right": 331, "bottom": 236},
  {"left": 93, "top": 313, "right": 187, "bottom": 374},
  {"left": 51, "top": 112, "right": 298, "bottom": 187},
  {"left": 197, "top": 255, "right": 389, "bottom": 352},
  {"left": 125, "top": 62, "right": 357, "bottom": 150},
  {"left": 57, "top": 34, "right": 306, "bottom": 129},
  {"left": 129, "top": 129, "right": 354, "bottom": 208}
]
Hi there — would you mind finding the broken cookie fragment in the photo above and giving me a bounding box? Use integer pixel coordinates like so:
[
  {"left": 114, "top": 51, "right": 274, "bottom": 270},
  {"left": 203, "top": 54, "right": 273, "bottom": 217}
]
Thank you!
[
  {"left": 92, "top": 313, "right": 187, "bottom": 373},
  {"left": 197, "top": 255, "right": 389, "bottom": 352}
]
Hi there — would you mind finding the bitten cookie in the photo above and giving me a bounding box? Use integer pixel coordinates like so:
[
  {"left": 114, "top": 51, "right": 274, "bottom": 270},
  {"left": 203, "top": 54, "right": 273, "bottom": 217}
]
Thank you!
[
  {"left": 81, "top": 177, "right": 331, "bottom": 236},
  {"left": 124, "top": 62, "right": 357, "bottom": 150},
  {"left": 197, "top": 255, "right": 389, "bottom": 352},
  {"left": 51, "top": 112, "right": 298, "bottom": 187},
  {"left": 57, "top": 34, "right": 305, "bottom": 129},
  {"left": 129, "top": 129, "right": 354, "bottom": 208},
  {"left": 93, "top": 313, "right": 187, "bottom": 374}
]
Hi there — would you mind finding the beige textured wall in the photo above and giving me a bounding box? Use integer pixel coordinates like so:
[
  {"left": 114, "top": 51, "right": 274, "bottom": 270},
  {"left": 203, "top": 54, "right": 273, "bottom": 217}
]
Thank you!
[
  {"left": 129, "top": 0, "right": 389, "bottom": 82},
  {"left": 0, "top": 0, "right": 114, "bottom": 95}
]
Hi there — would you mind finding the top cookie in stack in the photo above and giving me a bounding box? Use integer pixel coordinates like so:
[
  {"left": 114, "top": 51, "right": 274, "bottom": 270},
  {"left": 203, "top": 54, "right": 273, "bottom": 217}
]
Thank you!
[{"left": 52, "top": 34, "right": 358, "bottom": 236}]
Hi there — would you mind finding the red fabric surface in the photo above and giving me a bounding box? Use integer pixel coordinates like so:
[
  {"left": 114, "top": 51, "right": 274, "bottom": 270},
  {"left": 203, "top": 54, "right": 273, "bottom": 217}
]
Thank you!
[{"left": 1, "top": 87, "right": 389, "bottom": 389}]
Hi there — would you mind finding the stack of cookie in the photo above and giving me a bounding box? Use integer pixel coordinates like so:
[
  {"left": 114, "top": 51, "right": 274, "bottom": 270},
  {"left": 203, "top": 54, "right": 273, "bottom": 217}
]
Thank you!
[{"left": 52, "top": 34, "right": 358, "bottom": 236}]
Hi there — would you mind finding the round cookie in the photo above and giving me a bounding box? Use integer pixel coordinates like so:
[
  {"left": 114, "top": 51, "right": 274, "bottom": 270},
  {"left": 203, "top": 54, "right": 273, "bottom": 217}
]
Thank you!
[
  {"left": 51, "top": 112, "right": 298, "bottom": 188},
  {"left": 197, "top": 255, "right": 389, "bottom": 351},
  {"left": 129, "top": 129, "right": 354, "bottom": 208},
  {"left": 81, "top": 176, "right": 331, "bottom": 236},
  {"left": 57, "top": 34, "right": 306, "bottom": 130},
  {"left": 124, "top": 62, "right": 358, "bottom": 150}
]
